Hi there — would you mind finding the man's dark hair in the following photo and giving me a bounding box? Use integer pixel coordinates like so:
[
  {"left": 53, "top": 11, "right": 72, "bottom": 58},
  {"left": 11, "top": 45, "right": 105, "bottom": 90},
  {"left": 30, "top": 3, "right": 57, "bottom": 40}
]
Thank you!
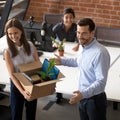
[
  {"left": 63, "top": 8, "right": 75, "bottom": 18},
  {"left": 77, "top": 18, "right": 95, "bottom": 32}
]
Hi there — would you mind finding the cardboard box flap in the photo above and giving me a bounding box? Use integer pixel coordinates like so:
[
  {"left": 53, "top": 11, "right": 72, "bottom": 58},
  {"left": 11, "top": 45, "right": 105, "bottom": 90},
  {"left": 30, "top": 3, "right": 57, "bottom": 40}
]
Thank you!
[
  {"left": 14, "top": 73, "right": 62, "bottom": 86},
  {"left": 18, "top": 60, "right": 42, "bottom": 73},
  {"left": 14, "top": 73, "right": 32, "bottom": 86},
  {"left": 35, "top": 79, "right": 61, "bottom": 86},
  {"left": 14, "top": 73, "right": 34, "bottom": 94},
  {"left": 58, "top": 72, "right": 65, "bottom": 79},
  {"left": 18, "top": 60, "right": 65, "bottom": 79}
]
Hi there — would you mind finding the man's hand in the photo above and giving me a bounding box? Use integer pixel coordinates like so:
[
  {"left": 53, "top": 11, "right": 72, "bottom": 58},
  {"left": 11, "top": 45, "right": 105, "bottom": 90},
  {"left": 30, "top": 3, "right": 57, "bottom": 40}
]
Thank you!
[
  {"left": 69, "top": 90, "right": 83, "bottom": 104},
  {"left": 52, "top": 42, "right": 59, "bottom": 48},
  {"left": 49, "top": 54, "right": 61, "bottom": 65}
]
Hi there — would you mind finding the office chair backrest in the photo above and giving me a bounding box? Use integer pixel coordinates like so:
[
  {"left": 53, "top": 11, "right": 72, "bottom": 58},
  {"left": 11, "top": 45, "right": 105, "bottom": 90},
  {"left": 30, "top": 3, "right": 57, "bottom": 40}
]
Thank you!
[
  {"left": 43, "top": 13, "right": 63, "bottom": 26},
  {"left": 95, "top": 26, "right": 120, "bottom": 45}
]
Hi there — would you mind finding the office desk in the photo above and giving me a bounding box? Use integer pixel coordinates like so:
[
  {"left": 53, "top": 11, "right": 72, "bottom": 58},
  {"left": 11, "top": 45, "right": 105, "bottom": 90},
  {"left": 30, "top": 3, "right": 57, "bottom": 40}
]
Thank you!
[
  {"left": 40, "top": 43, "right": 120, "bottom": 101},
  {"left": 105, "top": 54, "right": 120, "bottom": 101},
  {"left": 0, "top": 35, "right": 10, "bottom": 92},
  {"left": 0, "top": 35, "right": 120, "bottom": 102},
  {"left": 39, "top": 42, "right": 79, "bottom": 95}
]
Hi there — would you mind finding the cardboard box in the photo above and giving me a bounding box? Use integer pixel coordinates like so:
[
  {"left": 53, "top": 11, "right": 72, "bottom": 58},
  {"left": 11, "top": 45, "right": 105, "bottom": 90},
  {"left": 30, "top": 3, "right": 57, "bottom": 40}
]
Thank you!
[{"left": 14, "top": 60, "right": 64, "bottom": 100}]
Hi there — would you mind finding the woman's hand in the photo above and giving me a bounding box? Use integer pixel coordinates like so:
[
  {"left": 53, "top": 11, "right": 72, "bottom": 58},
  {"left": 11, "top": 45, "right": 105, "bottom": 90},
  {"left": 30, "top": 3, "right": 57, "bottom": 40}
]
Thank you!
[{"left": 23, "top": 90, "right": 33, "bottom": 101}]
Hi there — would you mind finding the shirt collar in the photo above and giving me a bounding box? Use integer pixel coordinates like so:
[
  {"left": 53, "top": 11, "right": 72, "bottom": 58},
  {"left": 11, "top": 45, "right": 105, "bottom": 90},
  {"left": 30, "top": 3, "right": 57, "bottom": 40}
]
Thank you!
[
  {"left": 16, "top": 45, "right": 23, "bottom": 51},
  {"left": 83, "top": 38, "right": 96, "bottom": 49}
]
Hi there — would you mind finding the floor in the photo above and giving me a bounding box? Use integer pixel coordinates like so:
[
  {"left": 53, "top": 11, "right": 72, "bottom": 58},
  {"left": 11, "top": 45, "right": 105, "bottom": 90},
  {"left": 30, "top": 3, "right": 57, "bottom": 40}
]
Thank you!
[{"left": 0, "top": 93, "right": 120, "bottom": 120}]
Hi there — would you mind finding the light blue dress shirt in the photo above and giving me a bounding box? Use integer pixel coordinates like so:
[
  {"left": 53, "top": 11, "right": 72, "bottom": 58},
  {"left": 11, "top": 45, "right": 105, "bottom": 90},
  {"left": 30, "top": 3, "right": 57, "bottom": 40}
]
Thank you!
[{"left": 61, "top": 39, "right": 110, "bottom": 99}]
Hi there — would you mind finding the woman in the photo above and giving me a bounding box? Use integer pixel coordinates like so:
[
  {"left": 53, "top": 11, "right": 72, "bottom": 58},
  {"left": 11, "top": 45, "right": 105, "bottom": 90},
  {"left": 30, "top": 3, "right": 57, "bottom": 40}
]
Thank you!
[
  {"left": 53, "top": 8, "right": 79, "bottom": 103},
  {"left": 4, "top": 18, "right": 39, "bottom": 120},
  {"left": 52, "top": 8, "right": 79, "bottom": 51}
]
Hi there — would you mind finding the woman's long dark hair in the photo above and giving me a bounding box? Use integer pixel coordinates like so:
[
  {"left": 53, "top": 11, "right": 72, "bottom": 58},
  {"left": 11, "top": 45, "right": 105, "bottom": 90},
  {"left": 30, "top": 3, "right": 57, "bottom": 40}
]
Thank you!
[{"left": 5, "top": 18, "right": 31, "bottom": 57}]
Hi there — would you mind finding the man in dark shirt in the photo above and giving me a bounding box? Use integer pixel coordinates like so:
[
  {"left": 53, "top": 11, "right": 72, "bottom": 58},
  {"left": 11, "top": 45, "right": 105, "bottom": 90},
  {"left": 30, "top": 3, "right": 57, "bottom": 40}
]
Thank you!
[
  {"left": 52, "top": 8, "right": 79, "bottom": 52},
  {"left": 53, "top": 22, "right": 77, "bottom": 42}
]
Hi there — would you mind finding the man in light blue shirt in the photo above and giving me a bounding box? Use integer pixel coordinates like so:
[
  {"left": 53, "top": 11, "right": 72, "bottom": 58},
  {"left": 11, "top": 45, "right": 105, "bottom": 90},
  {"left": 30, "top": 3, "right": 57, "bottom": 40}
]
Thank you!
[{"left": 51, "top": 18, "right": 110, "bottom": 120}]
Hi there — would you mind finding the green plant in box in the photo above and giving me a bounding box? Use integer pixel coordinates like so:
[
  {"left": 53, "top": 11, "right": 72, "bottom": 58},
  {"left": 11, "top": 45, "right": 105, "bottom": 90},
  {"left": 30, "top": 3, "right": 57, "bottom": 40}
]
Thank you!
[{"left": 37, "top": 59, "right": 56, "bottom": 81}]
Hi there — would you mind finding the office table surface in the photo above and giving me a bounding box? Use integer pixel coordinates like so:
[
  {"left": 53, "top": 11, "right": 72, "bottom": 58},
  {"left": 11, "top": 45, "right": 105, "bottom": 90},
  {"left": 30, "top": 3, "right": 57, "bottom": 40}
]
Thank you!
[
  {"left": 0, "top": 37, "right": 120, "bottom": 101},
  {"left": 39, "top": 42, "right": 79, "bottom": 95},
  {"left": 40, "top": 43, "right": 120, "bottom": 100}
]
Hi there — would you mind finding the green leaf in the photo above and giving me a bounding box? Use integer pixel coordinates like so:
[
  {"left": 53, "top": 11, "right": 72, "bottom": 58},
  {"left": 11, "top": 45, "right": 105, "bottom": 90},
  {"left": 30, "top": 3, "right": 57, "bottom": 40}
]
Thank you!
[
  {"left": 36, "top": 59, "right": 56, "bottom": 81},
  {"left": 51, "top": 36, "right": 55, "bottom": 42}
]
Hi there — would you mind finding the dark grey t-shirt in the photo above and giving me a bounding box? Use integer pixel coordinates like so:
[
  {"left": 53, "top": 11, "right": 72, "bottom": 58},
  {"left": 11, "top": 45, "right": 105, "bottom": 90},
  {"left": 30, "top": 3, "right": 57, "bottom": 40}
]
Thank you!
[{"left": 52, "top": 22, "right": 78, "bottom": 42}]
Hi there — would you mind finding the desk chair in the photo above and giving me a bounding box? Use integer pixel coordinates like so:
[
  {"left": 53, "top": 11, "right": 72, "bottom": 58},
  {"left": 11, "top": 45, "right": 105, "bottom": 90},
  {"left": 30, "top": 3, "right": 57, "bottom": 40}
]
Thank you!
[
  {"left": 43, "top": 13, "right": 63, "bottom": 26},
  {"left": 95, "top": 26, "right": 120, "bottom": 46}
]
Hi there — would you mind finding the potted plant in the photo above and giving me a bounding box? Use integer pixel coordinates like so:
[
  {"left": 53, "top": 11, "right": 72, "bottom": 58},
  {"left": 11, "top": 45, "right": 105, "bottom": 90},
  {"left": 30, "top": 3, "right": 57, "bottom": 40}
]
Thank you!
[
  {"left": 51, "top": 37, "right": 66, "bottom": 56},
  {"left": 57, "top": 39, "right": 66, "bottom": 56},
  {"left": 36, "top": 59, "right": 56, "bottom": 81}
]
